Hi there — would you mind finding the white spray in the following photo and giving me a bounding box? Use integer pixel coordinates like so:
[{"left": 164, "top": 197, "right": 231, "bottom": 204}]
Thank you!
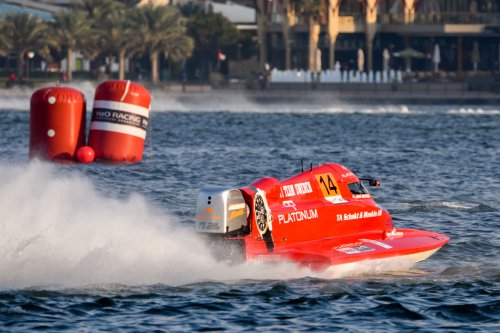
[
  {"left": 0, "top": 162, "right": 315, "bottom": 289},
  {"left": 0, "top": 162, "right": 425, "bottom": 289}
]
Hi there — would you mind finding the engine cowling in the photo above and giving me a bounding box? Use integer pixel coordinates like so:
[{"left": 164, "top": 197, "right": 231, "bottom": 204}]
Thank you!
[{"left": 195, "top": 186, "right": 249, "bottom": 235}]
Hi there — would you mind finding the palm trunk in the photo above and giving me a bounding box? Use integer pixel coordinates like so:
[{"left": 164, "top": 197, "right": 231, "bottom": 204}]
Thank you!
[
  {"left": 404, "top": 0, "right": 416, "bottom": 23},
  {"left": 366, "top": 38, "right": 374, "bottom": 72},
  {"left": 256, "top": 0, "right": 268, "bottom": 71},
  {"left": 366, "top": 0, "right": 379, "bottom": 72},
  {"left": 106, "top": 54, "right": 113, "bottom": 76},
  {"left": 279, "top": 1, "right": 295, "bottom": 70},
  {"left": 285, "top": 45, "right": 292, "bottom": 70},
  {"left": 282, "top": 16, "right": 292, "bottom": 70},
  {"left": 16, "top": 51, "right": 24, "bottom": 81},
  {"left": 150, "top": 51, "right": 159, "bottom": 84},
  {"left": 328, "top": 0, "right": 340, "bottom": 70},
  {"left": 329, "top": 42, "right": 336, "bottom": 70},
  {"left": 66, "top": 48, "right": 73, "bottom": 81},
  {"left": 119, "top": 49, "right": 126, "bottom": 80},
  {"left": 308, "top": 16, "right": 320, "bottom": 72}
]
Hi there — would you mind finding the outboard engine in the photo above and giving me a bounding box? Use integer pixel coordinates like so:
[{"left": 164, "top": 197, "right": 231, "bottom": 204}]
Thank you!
[
  {"left": 195, "top": 186, "right": 250, "bottom": 262},
  {"left": 196, "top": 186, "right": 249, "bottom": 235}
]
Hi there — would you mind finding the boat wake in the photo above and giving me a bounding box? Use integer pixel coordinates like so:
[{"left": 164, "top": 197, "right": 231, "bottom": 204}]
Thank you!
[
  {"left": 0, "top": 162, "right": 311, "bottom": 289},
  {"left": 1, "top": 81, "right": 500, "bottom": 115}
]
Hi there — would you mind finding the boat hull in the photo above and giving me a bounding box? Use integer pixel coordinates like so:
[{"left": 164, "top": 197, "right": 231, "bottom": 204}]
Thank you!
[{"left": 245, "top": 229, "right": 449, "bottom": 271}]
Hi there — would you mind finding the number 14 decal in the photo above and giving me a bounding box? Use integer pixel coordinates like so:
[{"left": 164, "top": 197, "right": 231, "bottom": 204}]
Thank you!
[{"left": 315, "top": 173, "right": 341, "bottom": 198}]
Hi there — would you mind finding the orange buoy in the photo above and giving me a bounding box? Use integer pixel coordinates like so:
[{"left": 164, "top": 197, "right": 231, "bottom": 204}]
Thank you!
[
  {"left": 88, "top": 80, "right": 151, "bottom": 163},
  {"left": 29, "top": 86, "right": 86, "bottom": 161},
  {"left": 77, "top": 146, "right": 95, "bottom": 163}
]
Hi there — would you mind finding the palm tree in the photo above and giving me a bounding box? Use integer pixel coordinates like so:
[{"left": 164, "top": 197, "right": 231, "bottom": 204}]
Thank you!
[
  {"left": 77, "top": 0, "right": 128, "bottom": 76},
  {"left": 179, "top": 2, "right": 205, "bottom": 17},
  {"left": 185, "top": 7, "right": 240, "bottom": 80},
  {"left": 254, "top": 0, "right": 269, "bottom": 71},
  {"left": 78, "top": 0, "right": 121, "bottom": 21},
  {"left": 82, "top": 0, "right": 142, "bottom": 79},
  {"left": 131, "top": 5, "right": 194, "bottom": 84},
  {"left": 277, "top": 0, "right": 297, "bottom": 70},
  {"left": 327, "top": 0, "right": 340, "bottom": 69},
  {"left": 100, "top": 8, "right": 143, "bottom": 80},
  {"left": 51, "top": 10, "right": 94, "bottom": 81},
  {"left": 0, "top": 13, "right": 54, "bottom": 81},
  {"left": 365, "top": 0, "right": 379, "bottom": 72},
  {"left": 301, "top": 0, "right": 326, "bottom": 72},
  {"left": 0, "top": 19, "right": 12, "bottom": 58}
]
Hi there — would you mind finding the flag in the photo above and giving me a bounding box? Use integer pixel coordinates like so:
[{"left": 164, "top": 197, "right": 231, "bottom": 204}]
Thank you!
[{"left": 217, "top": 49, "right": 226, "bottom": 61}]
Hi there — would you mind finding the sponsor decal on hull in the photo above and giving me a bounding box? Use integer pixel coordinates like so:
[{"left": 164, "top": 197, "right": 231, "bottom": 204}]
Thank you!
[
  {"left": 197, "top": 222, "right": 220, "bottom": 231},
  {"left": 325, "top": 195, "right": 347, "bottom": 204},
  {"left": 256, "top": 254, "right": 283, "bottom": 261},
  {"left": 279, "top": 182, "right": 313, "bottom": 198},
  {"left": 278, "top": 209, "right": 319, "bottom": 224},
  {"left": 336, "top": 209, "right": 382, "bottom": 222},
  {"left": 197, "top": 207, "right": 221, "bottom": 222},
  {"left": 282, "top": 200, "right": 297, "bottom": 210},
  {"left": 385, "top": 229, "right": 404, "bottom": 238},
  {"left": 353, "top": 194, "right": 371, "bottom": 199},
  {"left": 360, "top": 239, "right": 393, "bottom": 249},
  {"left": 336, "top": 245, "right": 374, "bottom": 255},
  {"left": 315, "top": 173, "right": 348, "bottom": 204},
  {"left": 228, "top": 209, "right": 245, "bottom": 221}
]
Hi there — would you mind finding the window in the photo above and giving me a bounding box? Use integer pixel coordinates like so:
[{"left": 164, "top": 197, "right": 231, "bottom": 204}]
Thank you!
[{"left": 347, "top": 182, "right": 369, "bottom": 195}]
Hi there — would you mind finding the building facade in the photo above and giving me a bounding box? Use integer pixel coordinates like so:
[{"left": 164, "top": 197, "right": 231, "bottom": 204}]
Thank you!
[{"left": 246, "top": 0, "right": 500, "bottom": 75}]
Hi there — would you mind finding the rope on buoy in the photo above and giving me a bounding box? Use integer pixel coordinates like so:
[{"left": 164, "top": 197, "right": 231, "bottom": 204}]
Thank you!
[
  {"left": 120, "top": 80, "right": 131, "bottom": 102},
  {"left": 147, "top": 104, "right": 153, "bottom": 162}
]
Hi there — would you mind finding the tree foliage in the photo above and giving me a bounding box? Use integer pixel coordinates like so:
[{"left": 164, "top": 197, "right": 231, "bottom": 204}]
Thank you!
[
  {"left": 0, "top": 0, "right": 246, "bottom": 82},
  {"left": 0, "top": 20, "right": 12, "bottom": 57},
  {"left": 0, "top": 13, "right": 55, "bottom": 80},
  {"left": 51, "top": 10, "right": 95, "bottom": 80},
  {"left": 130, "top": 5, "right": 193, "bottom": 83},
  {"left": 300, "top": 0, "right": 326, "bottom": 20},
  {"left": 183, "top": 4, "right": 254, "bottom": 80}
]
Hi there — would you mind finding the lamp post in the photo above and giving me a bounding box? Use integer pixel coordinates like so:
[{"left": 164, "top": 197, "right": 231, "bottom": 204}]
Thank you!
[
  {"left": 237, "top": 43, "right": 242, "bottom": 61},
  {"left": 27, "top": 51, "right": 35, "bottom": 79}
]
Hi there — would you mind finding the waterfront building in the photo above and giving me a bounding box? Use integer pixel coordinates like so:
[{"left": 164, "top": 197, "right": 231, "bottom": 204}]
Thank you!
[
  {"left": 240, "top": 0, "right": 500, "bottom": 76},
  {"left": 0, "top": 0, "right": 61, "bottom": 19},
  {"left": 1, "top": 0, "right": 498, "bottom": 82}
]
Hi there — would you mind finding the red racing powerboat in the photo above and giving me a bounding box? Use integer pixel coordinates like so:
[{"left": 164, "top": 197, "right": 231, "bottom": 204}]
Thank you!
[{"left": 195, "top": 163, "right": 449, "bottom": 271}]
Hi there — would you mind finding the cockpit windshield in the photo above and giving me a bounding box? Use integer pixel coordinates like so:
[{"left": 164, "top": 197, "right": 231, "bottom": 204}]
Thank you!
[{"left": 347, "top": 182, "right": 369, "bottom": 195}]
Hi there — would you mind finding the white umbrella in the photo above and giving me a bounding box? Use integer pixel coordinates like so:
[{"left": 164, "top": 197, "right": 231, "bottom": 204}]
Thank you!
[
  {"left": 357, "top": 48, "right": 364, "bottom": 73},
  {"left": 433, "top": 44, "right": 441, "bottom": 72},
  {"left": 383, "top": 48, "right": 390, "bottom": 72},
  {"left": 314, "top": 48, "right": 322, "bottom": 73},
  {"left": 472, "top": 42, "right": 480, "bottom": 72}
]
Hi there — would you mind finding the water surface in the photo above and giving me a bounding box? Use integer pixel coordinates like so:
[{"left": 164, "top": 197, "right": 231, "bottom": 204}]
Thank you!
[{"left": 0, "top": 88, "right": 498, "bottom": 331}]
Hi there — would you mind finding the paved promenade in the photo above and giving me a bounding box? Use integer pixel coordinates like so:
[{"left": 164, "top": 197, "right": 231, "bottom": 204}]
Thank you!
[
  {"left": 1, "top": 80, "right": 498, "bottom": 106},
  {"left": 163, "top": 81, "right": 500, "bottom": 105}
]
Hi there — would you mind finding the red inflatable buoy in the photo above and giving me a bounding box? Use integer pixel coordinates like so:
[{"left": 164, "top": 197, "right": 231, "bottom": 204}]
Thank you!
[
  {"left": 29, "top": 86, "right": 86, "bottom": 161},
  {"left": 88, "top": 80, "right": 151, "bottom": 163},
  {"left": 77, "top": 146, "right": 95, "bottom": 163}
]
